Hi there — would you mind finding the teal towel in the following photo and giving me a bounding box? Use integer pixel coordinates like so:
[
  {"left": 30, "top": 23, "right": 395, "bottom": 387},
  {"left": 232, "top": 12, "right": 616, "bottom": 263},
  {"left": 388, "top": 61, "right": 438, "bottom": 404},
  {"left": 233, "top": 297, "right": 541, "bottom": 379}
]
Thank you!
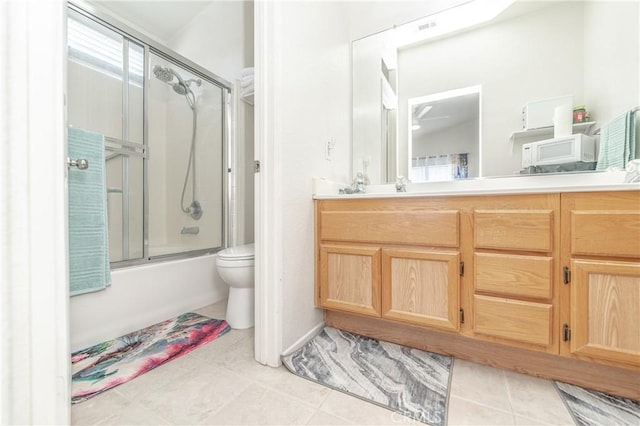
[
  {"left": 596, "top": 110, "right": 637, "bottom": 170},
  {"left": 68, "top": 127, "right": 111, "bottom": 296}
]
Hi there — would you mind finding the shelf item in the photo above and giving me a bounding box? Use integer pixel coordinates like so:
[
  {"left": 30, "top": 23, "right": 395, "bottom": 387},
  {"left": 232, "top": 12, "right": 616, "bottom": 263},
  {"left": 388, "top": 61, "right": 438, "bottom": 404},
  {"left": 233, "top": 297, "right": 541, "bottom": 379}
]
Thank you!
[{"left": 510, "top": 121, "right": 596, "bottom": 143}]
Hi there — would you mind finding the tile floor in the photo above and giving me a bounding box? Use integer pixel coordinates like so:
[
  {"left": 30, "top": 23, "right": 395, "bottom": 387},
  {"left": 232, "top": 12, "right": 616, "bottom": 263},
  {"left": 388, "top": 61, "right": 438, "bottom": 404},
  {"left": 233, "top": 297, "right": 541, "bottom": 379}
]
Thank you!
[{"left": 71, "top": 301, "right": 576, "bottom": 425}]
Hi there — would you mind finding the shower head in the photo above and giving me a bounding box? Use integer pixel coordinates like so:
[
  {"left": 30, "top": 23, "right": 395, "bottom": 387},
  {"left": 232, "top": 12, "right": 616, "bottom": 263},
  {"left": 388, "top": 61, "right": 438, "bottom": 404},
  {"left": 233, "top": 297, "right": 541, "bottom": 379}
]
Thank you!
[
  {"left": 153, "top": 65, "right": 201, "bottom": 96},
  {"left": 171, "top": 82, "right": 188, "bottom": 96},
  {"left": 153, "top": 65, "right": 174, "bottom": 83}
]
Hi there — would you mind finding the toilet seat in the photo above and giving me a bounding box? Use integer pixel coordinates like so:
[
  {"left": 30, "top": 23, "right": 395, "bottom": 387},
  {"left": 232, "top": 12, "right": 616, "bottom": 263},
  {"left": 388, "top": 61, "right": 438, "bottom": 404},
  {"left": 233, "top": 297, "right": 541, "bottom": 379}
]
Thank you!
[
  {"left": 217, "top": 243, "right": 254, "bottom": 261},
  {"left": 216, "top": 257, "right": 254, "bottom": 268}
]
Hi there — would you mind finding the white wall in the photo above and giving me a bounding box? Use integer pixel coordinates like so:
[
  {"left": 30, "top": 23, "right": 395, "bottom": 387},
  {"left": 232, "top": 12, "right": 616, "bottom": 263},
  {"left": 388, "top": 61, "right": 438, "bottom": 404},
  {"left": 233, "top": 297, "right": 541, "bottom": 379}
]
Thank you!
[
  {"left": 169, "top": 1, "right": 253, "bottom": 84},
  {"left": 272, "top": 1, "right": 353, "bottom": 350}
]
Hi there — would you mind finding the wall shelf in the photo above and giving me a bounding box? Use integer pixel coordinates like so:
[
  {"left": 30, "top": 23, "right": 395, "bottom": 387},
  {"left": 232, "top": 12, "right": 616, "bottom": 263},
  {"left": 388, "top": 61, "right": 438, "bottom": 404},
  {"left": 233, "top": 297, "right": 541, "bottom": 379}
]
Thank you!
[{"left": 510, "top": 121, "right": 596, "bottom": 143}]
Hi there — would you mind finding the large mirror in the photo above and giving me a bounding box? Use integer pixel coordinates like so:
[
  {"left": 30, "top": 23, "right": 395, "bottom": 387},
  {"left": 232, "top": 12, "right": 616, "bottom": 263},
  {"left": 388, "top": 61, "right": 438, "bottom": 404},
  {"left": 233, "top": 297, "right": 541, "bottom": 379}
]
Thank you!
[{"left": 352, "top": 0, "right": 640, "bottom": 184}]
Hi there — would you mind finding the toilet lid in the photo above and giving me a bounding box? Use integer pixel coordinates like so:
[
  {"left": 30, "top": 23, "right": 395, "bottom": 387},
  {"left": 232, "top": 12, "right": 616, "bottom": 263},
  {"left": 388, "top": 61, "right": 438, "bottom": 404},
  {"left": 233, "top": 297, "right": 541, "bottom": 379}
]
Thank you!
[{"left": 217, "top": 243, "right": 255, "bottom": 261}]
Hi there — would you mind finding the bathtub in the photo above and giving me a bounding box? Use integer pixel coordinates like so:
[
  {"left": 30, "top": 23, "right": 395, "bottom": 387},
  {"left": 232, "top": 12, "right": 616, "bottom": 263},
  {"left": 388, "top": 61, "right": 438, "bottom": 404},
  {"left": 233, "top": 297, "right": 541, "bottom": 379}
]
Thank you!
[{"left": 70, "top": 253, "right": 228, "bottom": 351}]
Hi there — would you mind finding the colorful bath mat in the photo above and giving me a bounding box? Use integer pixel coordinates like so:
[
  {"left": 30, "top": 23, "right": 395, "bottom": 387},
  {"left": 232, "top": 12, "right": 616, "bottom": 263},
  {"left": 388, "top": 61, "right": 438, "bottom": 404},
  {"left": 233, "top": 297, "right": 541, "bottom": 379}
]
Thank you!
[
  {"left": 555, "top": 381, "right": 640, "bottom": 426},
  {"left": 282, "top": 327, "right": 453, "bottom": 426},
  {"left": 71, "top": 312, "right": 230, "bottom": 403}
]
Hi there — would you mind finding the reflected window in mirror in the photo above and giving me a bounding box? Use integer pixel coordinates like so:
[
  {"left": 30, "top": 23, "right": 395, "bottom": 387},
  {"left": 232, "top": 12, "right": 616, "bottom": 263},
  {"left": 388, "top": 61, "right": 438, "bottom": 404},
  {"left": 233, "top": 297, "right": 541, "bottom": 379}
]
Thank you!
[{"left": 408, "top": 86, "right": 481, "bottom": 182}]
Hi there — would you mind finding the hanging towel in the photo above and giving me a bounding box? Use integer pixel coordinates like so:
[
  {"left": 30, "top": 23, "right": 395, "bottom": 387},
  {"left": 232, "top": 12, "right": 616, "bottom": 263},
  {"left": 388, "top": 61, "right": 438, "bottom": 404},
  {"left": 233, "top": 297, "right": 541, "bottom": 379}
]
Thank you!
[
  {"left": 68, "top": 127, "right": 111, "bottom": 296},
  {"left": 596, "top": 110, "right": 637, "bottom": 170}
]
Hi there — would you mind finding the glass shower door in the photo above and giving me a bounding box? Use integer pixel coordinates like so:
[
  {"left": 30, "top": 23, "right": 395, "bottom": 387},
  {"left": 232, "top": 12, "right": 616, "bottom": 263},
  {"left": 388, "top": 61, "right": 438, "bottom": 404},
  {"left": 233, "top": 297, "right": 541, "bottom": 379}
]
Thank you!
[
  {"left": 67, "top": 5, "right": 228, "bottom": 266},
  {"left": 67, "top": 9, "right": 145, "bottom": 263},
  {"left": 147, "top": 52, "right": 225, "bottom": 257}
]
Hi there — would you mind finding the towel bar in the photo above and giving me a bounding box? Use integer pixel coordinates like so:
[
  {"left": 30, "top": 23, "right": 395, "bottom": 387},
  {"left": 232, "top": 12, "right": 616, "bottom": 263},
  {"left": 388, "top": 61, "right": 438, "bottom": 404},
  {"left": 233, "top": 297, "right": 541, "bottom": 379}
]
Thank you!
[{"left": 67, "top": 157, "right": 89, "bottom": 169}]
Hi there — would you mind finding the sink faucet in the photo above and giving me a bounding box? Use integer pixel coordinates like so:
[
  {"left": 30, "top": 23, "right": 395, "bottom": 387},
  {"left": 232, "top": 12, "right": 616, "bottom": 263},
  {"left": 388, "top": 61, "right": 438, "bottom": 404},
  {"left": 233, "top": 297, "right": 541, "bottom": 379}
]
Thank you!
[
  {"left": 339, "top": 172, "right": 367, "bottom": 194},
  {"left": 395, "top": 176, "right": 407, "bottom": 192}
]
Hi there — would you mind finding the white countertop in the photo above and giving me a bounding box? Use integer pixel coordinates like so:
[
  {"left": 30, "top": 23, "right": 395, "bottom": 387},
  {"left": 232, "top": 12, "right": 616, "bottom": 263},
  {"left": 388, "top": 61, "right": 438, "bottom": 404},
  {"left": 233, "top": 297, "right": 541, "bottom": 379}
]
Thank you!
[{"left": 313, "top": 171, "right": 640, "bottom": 199}]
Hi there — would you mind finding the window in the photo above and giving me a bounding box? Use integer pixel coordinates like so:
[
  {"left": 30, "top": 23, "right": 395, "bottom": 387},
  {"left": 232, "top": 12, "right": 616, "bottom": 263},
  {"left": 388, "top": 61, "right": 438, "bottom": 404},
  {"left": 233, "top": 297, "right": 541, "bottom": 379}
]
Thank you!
[{"left": 68, "top": 13, "right": 143, "bottom": 86}]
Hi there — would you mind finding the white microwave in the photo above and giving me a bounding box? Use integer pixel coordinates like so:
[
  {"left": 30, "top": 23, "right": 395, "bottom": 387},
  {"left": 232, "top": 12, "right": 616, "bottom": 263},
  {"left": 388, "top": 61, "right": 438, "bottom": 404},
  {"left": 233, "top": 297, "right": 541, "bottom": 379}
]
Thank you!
[{"left": 522, "top": 134, "right": 597, "bottom": 168}]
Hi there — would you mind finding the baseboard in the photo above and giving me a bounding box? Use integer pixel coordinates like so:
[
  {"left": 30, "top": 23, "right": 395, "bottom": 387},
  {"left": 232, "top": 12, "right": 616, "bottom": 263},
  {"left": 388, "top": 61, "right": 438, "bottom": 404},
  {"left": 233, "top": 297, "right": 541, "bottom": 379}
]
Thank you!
[{"left": 281, "top": 321, "right": 325, "bottom": 357}]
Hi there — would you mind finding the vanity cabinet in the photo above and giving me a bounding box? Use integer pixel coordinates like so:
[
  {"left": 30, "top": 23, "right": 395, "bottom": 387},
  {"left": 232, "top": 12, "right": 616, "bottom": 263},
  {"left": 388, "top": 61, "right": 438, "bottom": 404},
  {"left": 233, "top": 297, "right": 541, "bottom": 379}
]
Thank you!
[
  {"left": 560, "top": 191, "right": 640, "bottom": 368},
  {"left": 315, "top": 189, "right": 640, "bottom": 399},
  {"left": 316, "top": 194, "right": 560, "bottom": 341}
]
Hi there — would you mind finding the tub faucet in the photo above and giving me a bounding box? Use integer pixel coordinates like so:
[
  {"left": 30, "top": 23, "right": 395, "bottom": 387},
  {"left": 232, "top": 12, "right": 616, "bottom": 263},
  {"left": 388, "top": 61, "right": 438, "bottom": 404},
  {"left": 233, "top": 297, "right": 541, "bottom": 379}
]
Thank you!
[
  {"left": 395, "top": 176, "right": 408, "bottom": 192},
  {"left": 181, "top": 226, "right": 200, "bottom": 235}
]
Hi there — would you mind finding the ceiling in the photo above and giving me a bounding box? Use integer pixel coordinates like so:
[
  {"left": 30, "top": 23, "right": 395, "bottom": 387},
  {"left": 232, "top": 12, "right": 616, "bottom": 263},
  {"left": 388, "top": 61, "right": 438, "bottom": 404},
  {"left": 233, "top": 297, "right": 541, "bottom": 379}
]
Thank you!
[{"left": 88, "top": 1, "right": 213, "bottom": 41}]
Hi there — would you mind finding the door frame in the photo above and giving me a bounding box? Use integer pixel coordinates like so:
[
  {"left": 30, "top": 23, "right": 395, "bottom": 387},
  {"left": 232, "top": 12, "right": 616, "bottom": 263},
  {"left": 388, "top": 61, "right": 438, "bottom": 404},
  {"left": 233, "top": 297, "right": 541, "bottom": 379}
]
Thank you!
[
  {"left": 254, "top": 0, "right": 283, "bottom": 367},
  {"left": 0, "top": 0, "right": 70, "bottom": 423}
]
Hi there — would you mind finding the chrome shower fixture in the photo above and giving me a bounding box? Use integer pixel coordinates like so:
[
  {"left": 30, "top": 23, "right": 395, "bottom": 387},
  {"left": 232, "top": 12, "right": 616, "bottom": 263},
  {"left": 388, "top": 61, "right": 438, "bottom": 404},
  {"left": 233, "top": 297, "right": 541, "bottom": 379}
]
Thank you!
[
  {"left": 152, "top": 65, "right": 202, "bottom": 101},
  {"left": 152, "top": 64, "right": 204, "bottom": 221},
  {"left": 152, "top": 64, "right": 174, "bottom": 83}
]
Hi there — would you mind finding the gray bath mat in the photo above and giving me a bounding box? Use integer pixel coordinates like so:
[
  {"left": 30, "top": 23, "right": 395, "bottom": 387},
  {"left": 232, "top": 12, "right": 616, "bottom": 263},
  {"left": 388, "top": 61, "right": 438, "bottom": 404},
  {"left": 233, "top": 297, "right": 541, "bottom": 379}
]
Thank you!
[
  {"left": 555, "top": 381, "right": 640, "bottom": 426},
  {"left": 282, "top": 327, "right": 452, "bottom": 426}
]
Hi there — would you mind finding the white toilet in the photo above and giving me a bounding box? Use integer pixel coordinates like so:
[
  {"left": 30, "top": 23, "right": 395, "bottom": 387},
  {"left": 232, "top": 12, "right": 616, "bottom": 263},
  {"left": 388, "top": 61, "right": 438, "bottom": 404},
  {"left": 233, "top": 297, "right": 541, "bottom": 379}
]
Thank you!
[{"left": 215, "top": 243, "right": 255, "bottom": 329}]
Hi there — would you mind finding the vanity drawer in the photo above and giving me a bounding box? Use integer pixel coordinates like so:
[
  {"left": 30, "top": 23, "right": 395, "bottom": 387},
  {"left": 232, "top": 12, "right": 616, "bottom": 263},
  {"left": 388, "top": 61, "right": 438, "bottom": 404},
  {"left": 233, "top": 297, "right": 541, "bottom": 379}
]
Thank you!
[
  {"left": 320, "top": 210, "right": 459, "bottom": 247},
  {"left": 474, "top": 210, "right": 553, "bottom": 252},
  {"left": 570, "top": 211, "right": 640, "bottom": 258},
  {"left": 473, "top": 295, "right": 552, "bottom": 346},
  {"left": 475, "top": 253, "right": 553, "bottom": 299}
]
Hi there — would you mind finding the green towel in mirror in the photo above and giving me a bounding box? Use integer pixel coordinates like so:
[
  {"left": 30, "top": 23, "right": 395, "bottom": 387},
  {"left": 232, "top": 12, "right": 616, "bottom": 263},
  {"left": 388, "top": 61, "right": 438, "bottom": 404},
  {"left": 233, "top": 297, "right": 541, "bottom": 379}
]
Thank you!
[{"left": 596, "top": 110, "right": 637, "bottom": 170}]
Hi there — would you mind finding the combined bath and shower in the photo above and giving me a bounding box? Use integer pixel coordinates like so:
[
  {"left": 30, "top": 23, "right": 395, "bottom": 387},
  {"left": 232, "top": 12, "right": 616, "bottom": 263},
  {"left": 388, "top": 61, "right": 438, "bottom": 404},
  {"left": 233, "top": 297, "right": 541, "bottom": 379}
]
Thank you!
[{"left": 152, "top": 65, "right": 203, "bottom": 220}]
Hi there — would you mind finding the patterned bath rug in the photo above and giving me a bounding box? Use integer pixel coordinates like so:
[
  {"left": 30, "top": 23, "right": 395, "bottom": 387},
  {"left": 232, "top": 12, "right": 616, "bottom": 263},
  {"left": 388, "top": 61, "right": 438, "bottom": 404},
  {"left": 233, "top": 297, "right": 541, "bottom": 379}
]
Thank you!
[
  {"left": 555, "top": 381, "right": 640, "bottom": 426},
  {"left": 282, "top": 327, "right": 453, "bottom": 426},
  {"left": 71, "top": 312, "right": 230, "bottom": 403}
]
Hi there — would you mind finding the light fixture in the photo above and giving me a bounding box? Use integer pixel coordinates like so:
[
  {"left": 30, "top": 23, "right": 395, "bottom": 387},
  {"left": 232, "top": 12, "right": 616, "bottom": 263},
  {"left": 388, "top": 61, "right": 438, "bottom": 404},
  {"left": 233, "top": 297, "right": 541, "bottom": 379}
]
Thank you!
[
  {"left": 414, "top": 104, "right": 433, "bottom": 119},
  {"left": 411, "top": 124, "right": 421, "bottom": 131},
  {"left": 395, "top": 0, "right": 516, "bottom": 48}
]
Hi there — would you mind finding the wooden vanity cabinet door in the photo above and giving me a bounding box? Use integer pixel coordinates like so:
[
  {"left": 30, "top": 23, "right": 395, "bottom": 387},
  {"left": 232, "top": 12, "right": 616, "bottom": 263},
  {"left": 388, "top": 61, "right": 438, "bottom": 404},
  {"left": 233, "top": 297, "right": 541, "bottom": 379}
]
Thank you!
[
  {"left": 569, "top": 260, "right": 640, "bottom": 368},
  {"left": 561, "top": 191, "right": 640, "bottom": 368},
  {"left": 319, "top": 244, "right": 381, "bottom": 317},
  {"left": 381, "top": 248, "right": 460, "bottom": 332}
]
